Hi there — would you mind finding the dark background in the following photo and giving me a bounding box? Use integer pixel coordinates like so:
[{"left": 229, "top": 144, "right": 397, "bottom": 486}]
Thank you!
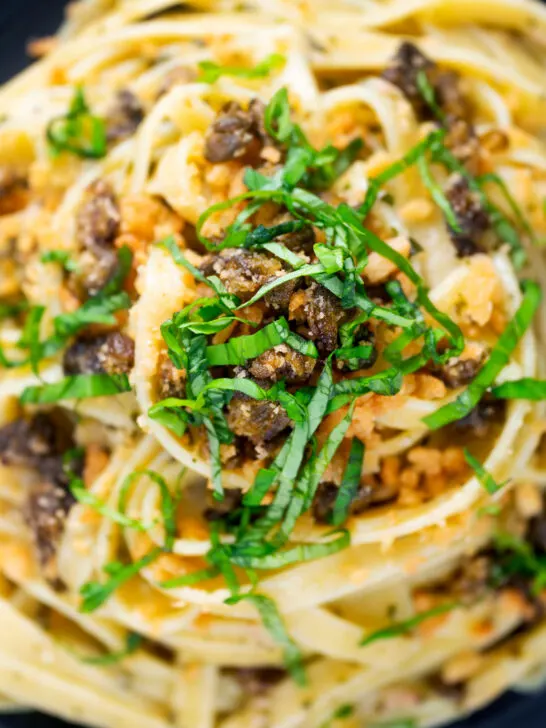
[{"left": 0, "top": 1, "right": 545, "bottom": 726}]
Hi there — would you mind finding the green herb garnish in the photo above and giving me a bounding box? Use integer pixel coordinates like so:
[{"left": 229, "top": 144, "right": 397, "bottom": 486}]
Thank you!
[
  {"left": 464, "top": 449, "right": 506, "bottom": 495},
  {"left": 20, "top": 373, "right": 131, "bottom": 405},
  {"left": 360, "top": 602, "right": 458, "bottom": 647},
  {"left": 47, "top": 87, "right": 107, "bottom": 159},
  {"left": 491, "top": 378, "right": 546, "bottom": 401},
  {"left": 41, "top": 250, "right": 79, "bottom": 273},
  {"left": 332, "top": 438, "right": 365, "bottom": 526},
  {"left": 81, "top": 632, "right": 142, "bottom": 666},
  {"left": 225, "top": 593, "right": 306, "bottom": 685},
  {"left": 423, "top": 280, "right": 541, "bottom": 430},
  {"left": 198, "top": 53, "right": 285, "bottom": 83},
  {"left": 80, "top": 548, "right": 162, "bottom": 613}
]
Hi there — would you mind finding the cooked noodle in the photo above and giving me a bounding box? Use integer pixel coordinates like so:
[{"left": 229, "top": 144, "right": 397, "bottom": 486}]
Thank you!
[{"left": 0, "top": 2, "right": 546, "bottom": 727}]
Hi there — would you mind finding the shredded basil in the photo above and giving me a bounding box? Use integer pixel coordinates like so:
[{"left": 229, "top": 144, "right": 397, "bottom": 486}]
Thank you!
[
  {"left": 20, "top": 373, "right": 131, "bottom": 405},
  {"left": 231, "top": 530, "right": 350, "bottom": 570},
  {"left": 160, "top": 566, "right": 220, "bottom": 589},
  {"left": 206, "top": 317, "right": 317, "bottom": 366},
  {"left": 198, "top": 53, "right": 285, "bottom": 83},
  {"left": 360, "top": 602, "right": 458, "bottom": 647},
  {"left": 0, "top": 300, "right": 27, "bottom": 320},
  {"left": 332, "top": 438, "right": 365, "bottom": 526},
  {"left": 81, "top": 632, "right": 142, "bottom": 666},
  {"left": 417, "top": 154, "right": 460, "bottom": 231},
  {"left": 80, "top": 548, "right": 162, "bottom": 613},
  {"left": 41, "top": 250, "right": 79, "bottom": 273},
  {"left": 359, "top": 130, "right": 444, "bottom": 217},
  {"left": 320, "top": 704, "right": 355, "bottom": 728},
  {"left": 118, "top": 470, "right": 179, "bottom": 551},
  {"left": 158, "top": 235, "right": 213, "bottom": 287},
  {"left": 464, "top": 449, "right": 506, "bottom": 495},
  {"left": 416, "top": 70, "right": 445, "bottom": 121},
  {"left": 70, "top": 478, "right": 153, "bottom": 532},
  {"left": 47, "top": 87, "right": 107, "bottom": 159},
  {"left": 225, "top": 593, "right": 306, "bottom": 685},
  {"left": 423, "top": 280, "right": 541, "bottom": 430},
  {"left": 491, "top": 378, "right": 546, "bottom": 401},
  {"left": 491, "top": 533, "right": 546, "bottom": 595},
  {"left": 431, "top": 144, "right": 527, "bottom": 269}
]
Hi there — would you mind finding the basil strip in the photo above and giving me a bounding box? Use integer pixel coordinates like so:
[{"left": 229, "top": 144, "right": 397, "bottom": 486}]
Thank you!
[
  {"left": 158, "top": 235, "right": 211, "bottom": 285},
  {"left": 335, "top": 205, "right": 464, "bottom": 357},
  {"left": 0, "top": 300, "right": 27, "bottom": 320},
  {"left": 20, "top": 373, "right": 131, "bottom": 405},
  {"left": 360, "top": 602, "right": 458, "bottom": 647},
  {"left": 198, "top": 53, "right": 285, "bottom": 83},
  {"left": 416, "top": 70, "right": 445, "bottom": 121},
  {"left": 431, "top": 144, "right": 527, "bottom": 269},
  {"left": 41, "top": 250, "right": 79, "bottom": 273},
  {"left": 47, "top": 87, "right": 107, "bottom": 159},
  {"left": 417, "top": 155, "right": 460, "bottom": 231},
  {"left": 206, "top": 317, "right": 317, "bottom": 366},
  {"left": 52, "top": 291, "right": 131, "bottom": 339},
  {"left": 423, "top": 280, "right": 541, "bottom": 430},
  {"left": 492, "top": 533, "right": 546, "bottom": 595},
  {"left": 332, "top": 438, "right": 365, "bottom": 526},
  {"left": 80, "top": 548, "right": 162, "bottom": 613},
  {"left": 491, "top": 378, "right": 546, "bottom": 401},
  {"left": 236, "top": 263, "right": 325, "bottom": 309},
  {"left": 225, "top": 593, "right": 306, "bottom": 685},
  {"left": 119, "top": 470, "right": 179, "bottom": 551},
  {"left": 160, "top": 566, "right": 221, "bottom": 589},
  {"left": 359, "top": 130, "right": 443, "bottom": 217},
  {"left": 82, "top": 632, "right": 142, "bottom": 666},
  {"left": 272, "top": 405, "right": 355, "bottom": 546},
  {"left": 464, "top": 449, "right": 506, "bottom": 495},
  {"left": 231, "top": 531, "right": 350, "bottom": 569},
  {"left": 70, "top": 479, "right": 153, "bottom": 532}
]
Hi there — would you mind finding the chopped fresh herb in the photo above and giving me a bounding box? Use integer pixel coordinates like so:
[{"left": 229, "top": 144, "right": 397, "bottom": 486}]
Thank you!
[
  {"left": 69, "top": 477, "right": 153, "bottom": 532},
  {"left": 225, "top": 593, "right": 306, "bottom": 685},
  {"left": 81, "top": 632, "right": 142, "bottom": 666},
  {"left": 80, "top": 548, "right": 162, "bottom": 613},
  {"left": 320, "top": 704, "right": 355, "bottom": 728},
  {"left": 491, "top": 378, "right": 546, "bottom": 401},
  {"left": 423, "top": 280, "right": 541, "bottom": 430},
  {"left": 230, "top": 530, "right": 350, "bottom": 570},
  {"left": 431, "top": 143, "right": 527, "bottom": 269},
  {"left": 158, "top": 236, "right": 211, "bottom": 286},
  {"left": 417, "top": 154, "right": 460, "bottom": 232},
  {"left": 416, "top": 70, "right": 444, "bottom": 120},
  {"left": 53, "top": 291, "right": 130, "bottom": 340},
  {"left": 21, "top": 305, "right": 45, "bottom": 375},
  {"left": 118, "top": 470, "right": 179, "bottom": 551},
  {"left": 160, "top": 565, "right": 220, "bottom": 589},
  {"left": 206, "top": 317, "right": 317, "bottom": 366},
  {"left": 20, "top": 373, "right": 131, "bottom": 405},
  {"left": 41, "top": 250, "right": 79, "bottom": 273},
  {"left": 332, "top": 438, "right": 365, "bottom": 526},
  {"left": 369, "top": 721, "right": 416, "bottom": 728},
  {"left": 198, "top": 53, "right": 285, "bottom": 83},
  {"left": 47, "top": 87, "right": 107, "bottom": 159},
  {"left": 359, "top": 130, "right": 443, "bottom": 217},
  {"left": 464, "top": 449, "right": 506, "bottom": 495},
  {"left": 0, "top": 300, "right": 27, "bottom": 320},
  {"left": 478, "top": 173, "right": 536, "bottom": 245},
  {"left": 360, "top": 602, "right": 457, "bottom": 647},
  {"left": 491, "top": 533, "right": 546, "bottom": 595},
  {"left": 478, "top": 502, "right": 502, "bottom": 517}
]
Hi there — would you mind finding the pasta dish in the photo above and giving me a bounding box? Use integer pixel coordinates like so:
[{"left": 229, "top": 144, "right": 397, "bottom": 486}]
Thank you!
[{"left": 0, "top": 1, "right": 546, "bottom": 726}]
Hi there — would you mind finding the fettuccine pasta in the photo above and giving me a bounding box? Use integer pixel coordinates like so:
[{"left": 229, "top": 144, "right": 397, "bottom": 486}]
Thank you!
[{"left": 0, "top": 1, "right": 545, "bottom": 727}]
